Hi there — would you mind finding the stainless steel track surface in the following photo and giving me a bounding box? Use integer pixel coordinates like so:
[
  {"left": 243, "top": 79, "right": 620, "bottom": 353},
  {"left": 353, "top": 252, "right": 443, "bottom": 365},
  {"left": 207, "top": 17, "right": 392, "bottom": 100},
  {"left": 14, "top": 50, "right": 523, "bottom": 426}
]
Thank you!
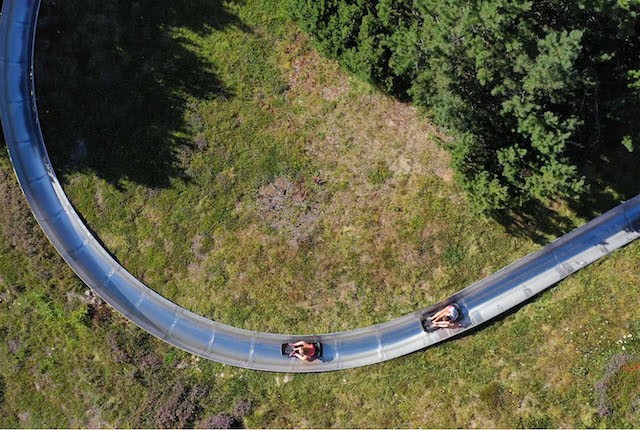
[{"left": 2, "top": 0, "right": 639, "bottom": 372}]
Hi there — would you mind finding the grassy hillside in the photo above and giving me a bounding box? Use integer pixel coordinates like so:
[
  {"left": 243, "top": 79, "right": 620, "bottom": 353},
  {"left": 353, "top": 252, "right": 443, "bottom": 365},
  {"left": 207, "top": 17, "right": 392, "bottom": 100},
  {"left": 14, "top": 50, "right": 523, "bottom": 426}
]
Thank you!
[{"left": 0, "top": 0, "right": 639, "bottom": 427}]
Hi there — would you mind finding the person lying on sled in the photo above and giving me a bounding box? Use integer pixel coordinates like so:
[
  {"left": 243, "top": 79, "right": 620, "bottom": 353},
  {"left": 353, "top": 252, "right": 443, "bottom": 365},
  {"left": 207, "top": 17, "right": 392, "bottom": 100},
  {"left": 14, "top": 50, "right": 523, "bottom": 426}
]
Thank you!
[
  {"left": 288, "top": 340, "right": 318, "bottom": 361},
  {"left": 428, "top": 304, "right": 460, "bottom": 329}
]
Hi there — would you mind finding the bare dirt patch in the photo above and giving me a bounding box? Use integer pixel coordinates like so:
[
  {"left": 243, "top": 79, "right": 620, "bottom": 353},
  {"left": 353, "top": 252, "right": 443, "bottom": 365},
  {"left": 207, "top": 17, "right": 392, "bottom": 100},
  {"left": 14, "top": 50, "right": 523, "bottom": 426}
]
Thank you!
[
  {"left": 191, "top": 234, "right": 207, "bottom": 260},
  {"left": 257, "top": 177, "right": 321, "bottom": 246},
  {"left": 594, "top": 354, "right": 638, "bottom": 417}
]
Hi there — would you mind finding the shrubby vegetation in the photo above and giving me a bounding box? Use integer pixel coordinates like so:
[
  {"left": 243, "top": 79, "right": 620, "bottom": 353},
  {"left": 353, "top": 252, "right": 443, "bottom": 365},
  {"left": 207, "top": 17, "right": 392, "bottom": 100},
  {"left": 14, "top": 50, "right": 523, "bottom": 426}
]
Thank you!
[{"left": 287, "top": 0, "right": 640, "bottom": 212}]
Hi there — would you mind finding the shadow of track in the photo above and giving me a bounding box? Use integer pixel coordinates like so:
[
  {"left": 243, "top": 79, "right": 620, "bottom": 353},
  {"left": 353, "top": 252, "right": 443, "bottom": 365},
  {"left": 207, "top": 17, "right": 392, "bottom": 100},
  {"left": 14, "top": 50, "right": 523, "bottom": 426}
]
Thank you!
[{"left": 34, "top": 0, "right": 246, "bottom": 188}]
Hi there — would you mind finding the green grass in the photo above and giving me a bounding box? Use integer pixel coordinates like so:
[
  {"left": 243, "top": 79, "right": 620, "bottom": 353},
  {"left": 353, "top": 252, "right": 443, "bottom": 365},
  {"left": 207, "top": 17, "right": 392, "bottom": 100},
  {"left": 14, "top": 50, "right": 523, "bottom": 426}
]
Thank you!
[{"left": 0, "top": 0, "right": 639, "bottom": 427}]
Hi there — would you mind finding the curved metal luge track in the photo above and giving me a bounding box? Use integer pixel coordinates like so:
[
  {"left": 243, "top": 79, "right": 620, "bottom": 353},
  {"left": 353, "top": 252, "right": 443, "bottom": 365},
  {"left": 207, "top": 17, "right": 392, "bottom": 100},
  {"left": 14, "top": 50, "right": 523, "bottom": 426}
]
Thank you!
[{"left": 1, "top": 0, "right": 639, "bottom": 373}]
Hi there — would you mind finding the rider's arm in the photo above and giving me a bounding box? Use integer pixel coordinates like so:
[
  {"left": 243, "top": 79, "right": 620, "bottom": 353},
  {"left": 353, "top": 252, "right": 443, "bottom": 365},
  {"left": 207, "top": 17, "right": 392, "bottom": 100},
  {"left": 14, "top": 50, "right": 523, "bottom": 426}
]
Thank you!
[
  {"left": 292, "top": 352, "right": 311, "bottom": 361},
  {"left": 434, "top": 320, "right": 453, "bottom": 328},
  {"left": 430, "top": 308, "right": 446, "bottom": 321}
]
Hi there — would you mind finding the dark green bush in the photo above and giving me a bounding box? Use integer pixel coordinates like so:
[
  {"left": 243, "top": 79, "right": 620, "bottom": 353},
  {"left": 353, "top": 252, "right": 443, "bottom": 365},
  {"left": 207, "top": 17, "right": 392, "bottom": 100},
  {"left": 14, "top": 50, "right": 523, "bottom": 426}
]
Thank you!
[{"left": 288, "top": 0, "right": 640, "bottom": 212}]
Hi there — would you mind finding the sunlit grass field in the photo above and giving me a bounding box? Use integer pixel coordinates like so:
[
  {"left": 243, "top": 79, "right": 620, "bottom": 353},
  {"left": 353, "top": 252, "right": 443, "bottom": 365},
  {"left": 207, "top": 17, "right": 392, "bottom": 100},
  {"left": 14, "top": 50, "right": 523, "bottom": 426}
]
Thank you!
[{"left": 0, "top": 0, "right": 639, "bottom": 427}]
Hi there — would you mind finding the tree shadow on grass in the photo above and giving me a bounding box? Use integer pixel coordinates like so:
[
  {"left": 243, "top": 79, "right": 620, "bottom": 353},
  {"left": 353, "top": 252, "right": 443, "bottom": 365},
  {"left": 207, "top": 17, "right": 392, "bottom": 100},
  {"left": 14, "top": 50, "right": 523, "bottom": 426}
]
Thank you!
[
  {"left": 34, "top": 0, "right": 248, "bottom": 189},
  {"left": 570, "top": 146, "right": 640, "bottom": 220},
  {"left": 493, "top": 206, "right": 577, "bottom": 245},
  {"left": 492, "top": 145, "right": 640, "bottom": 245}
]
